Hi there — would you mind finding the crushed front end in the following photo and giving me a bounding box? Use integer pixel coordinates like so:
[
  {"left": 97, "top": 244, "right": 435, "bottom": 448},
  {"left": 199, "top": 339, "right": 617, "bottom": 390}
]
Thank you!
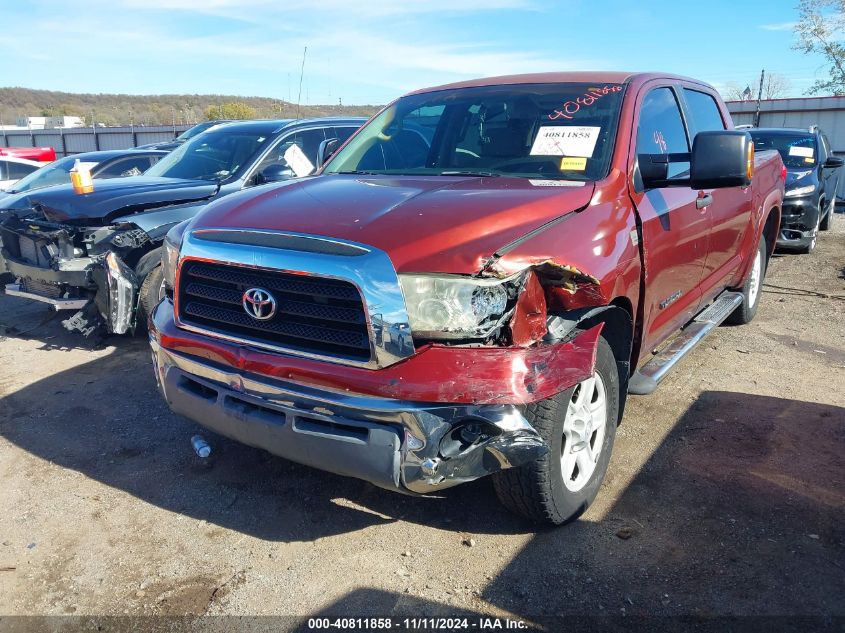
[
  {"left": 0, "top": 208, "right": 140, "bottom": 335},
  {"left": 148, "top": 228, "right": 604, "bottom": 493}
]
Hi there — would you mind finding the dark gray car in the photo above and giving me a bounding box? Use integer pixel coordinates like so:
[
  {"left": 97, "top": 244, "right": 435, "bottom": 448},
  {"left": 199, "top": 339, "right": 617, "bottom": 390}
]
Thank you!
[{"left": 0, "top": 117, "right": 365, "bottom": 336}]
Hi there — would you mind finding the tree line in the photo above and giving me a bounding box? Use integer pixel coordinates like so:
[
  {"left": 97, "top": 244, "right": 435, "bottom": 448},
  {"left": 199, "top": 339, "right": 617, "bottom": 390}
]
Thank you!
[{"left": 0, "top": 87, "right": 378, "bottom": 127}]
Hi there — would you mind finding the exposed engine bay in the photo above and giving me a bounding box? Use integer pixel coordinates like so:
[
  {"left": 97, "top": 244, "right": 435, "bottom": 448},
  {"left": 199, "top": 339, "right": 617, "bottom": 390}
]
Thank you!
[{"left": 0, "top": 207, "right": 147, "bottom": 335}]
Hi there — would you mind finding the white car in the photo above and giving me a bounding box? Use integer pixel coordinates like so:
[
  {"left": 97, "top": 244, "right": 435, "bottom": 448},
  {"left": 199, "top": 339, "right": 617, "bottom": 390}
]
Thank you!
[{"left": 0, "top": 156, "right": 43, "bottom": 191}]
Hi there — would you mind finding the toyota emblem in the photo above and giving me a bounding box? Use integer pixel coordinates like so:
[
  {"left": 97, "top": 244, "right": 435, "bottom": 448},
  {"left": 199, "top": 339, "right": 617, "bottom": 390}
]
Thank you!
[{"left": 242, "top": 287, "right": 277, "bottom": 321}]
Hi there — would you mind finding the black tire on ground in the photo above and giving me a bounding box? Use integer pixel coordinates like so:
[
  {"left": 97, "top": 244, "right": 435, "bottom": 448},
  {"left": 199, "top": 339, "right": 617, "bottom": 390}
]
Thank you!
[
  {"left": 137, "top": 265, "right": 165, "bottom": 330},
  {"left": 492, "top": 335, "right": 620, "bottom": 525},
  {"left": 820, "top": 198, "right": 833, "bottom": 231},
  {"left": 726, "top": 235, "right": 767, "bottom": 325},
  {"left": 797, "top": 207, "right": 821, "bottom": 255}
]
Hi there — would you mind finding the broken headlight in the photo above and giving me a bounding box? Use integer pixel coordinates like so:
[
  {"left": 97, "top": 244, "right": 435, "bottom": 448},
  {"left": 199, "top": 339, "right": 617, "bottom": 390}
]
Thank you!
[
  {"left": 398, "top": 274, "right": 519, "bottom": 340},
  {"left": 162, "top": 220, "right": 189, "bottom": 291}
]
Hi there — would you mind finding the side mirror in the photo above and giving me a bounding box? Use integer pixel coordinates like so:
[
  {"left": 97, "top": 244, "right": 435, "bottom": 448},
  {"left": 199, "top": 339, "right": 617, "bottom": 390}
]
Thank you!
[
  {"left": 317, "top": 138, "right": 339, "bottom": 169},
  {"left": 255, "top": 164, "right": 295, "bottom": 185},
  {"left": 824, "top": 156, "right": 844, "bottom": 169},
  {"left": 638, "top": 154, "right": 670, "bottom": 187},
  {"left": 690, "top": 131, "right": 753, "bottom": 189}
]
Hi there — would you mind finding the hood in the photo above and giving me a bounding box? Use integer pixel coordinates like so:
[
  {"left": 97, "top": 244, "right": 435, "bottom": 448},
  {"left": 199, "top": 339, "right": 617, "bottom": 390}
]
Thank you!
[
  {"left": 785, "top": 168, "right": 817, "bottom": 188},
  {"left": 192, "top": 175, "right": 595, "bottom": 274},
  {"left": 0, "top": 176, "right": 218, "bottom": 224}
]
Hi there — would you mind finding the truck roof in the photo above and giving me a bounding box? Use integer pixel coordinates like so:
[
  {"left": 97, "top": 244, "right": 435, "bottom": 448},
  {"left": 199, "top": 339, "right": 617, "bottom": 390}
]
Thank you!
[{"left": 405, "top": 71, "right": 703, "bottom": 96}]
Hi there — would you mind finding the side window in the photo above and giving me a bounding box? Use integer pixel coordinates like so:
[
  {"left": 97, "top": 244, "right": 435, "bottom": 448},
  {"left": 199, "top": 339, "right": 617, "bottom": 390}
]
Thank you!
[
  {"left": 682, "top": 89, "right": 725, "bottom": 138},
  {"left": 252, "top": 128, "right": 326, "bottom": 181},
  {"left": 356, "top": 104, "right": 439, "bottom": 172},
  {"left": 819, "top": 134, "right": 830, "bottom": 163},
  {"left": 0, "top": 161, "right": 7, "bottom": 181},
  {"left": 6, "top": 161, "right": 37, "bottom": 180},
  {"left": 325, "top": 126, "right": 359, "bottom": 144},
  {"left": 637, "top": 87, "right": 690, "bottom": 180},
  {"left": 97, "top": 156, "right": 154, "bottom": 178},
  {"left": 292, "top": 128, "right": 328, "bottom": 164}
]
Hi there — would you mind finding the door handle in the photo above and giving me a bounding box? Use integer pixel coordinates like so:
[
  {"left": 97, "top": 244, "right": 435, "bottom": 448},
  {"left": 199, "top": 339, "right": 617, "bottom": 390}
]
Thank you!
[{"left": 696, "top": 193, "right": 713, "bottom": 209}]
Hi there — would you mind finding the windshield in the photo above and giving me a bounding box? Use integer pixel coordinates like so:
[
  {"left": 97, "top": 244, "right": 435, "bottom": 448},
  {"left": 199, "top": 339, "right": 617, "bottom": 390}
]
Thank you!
[
  {"left": 5, "top": 156, "right": 96, "bottom": 193},
  {"left": 324, "top": 82, "right": 625, "bottom": 180},
  {"left": 750, "top": 132, "right": 817, "bottom": 169},
  {"left": 145, "top": 129, "right": 271, "bottom": 181}
]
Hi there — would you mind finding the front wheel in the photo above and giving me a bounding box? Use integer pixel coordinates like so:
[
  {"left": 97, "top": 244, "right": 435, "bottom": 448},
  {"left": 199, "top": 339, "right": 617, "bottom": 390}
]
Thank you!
[
  {"left": 137, "top": 265, "right": 166, "bottom": 329},
  {"left": 492, "top": 335, "right": 620, "bottom": 525},
  {"left": 798, "top": 207, "right": 822, "bottom": 254},
  {"left": 820, "top": 197, "right": 834, "bottom": 231}
]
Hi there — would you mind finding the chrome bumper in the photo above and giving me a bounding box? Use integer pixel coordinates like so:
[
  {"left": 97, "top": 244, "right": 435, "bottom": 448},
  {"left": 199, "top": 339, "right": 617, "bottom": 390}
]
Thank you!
[
  {"left": 4, "top": 283, "right": 89, "bottom": 310},
  {"left": 149, "top": 333, "right": 548, "bottom": 494}
]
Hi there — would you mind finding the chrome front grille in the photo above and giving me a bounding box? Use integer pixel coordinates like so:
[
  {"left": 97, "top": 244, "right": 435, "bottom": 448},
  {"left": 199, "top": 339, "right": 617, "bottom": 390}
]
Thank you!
[{"left": 177, "top": 260, "right": 371, "bottom": 361}]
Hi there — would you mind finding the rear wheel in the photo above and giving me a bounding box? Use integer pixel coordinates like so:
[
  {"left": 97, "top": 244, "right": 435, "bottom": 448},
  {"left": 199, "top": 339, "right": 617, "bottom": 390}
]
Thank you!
[
  {"left": 726, "top": 235, "right": 766, "bottom": 325},
  {"left": 492, "top": 335, "right": 619, "bottom": 525}
]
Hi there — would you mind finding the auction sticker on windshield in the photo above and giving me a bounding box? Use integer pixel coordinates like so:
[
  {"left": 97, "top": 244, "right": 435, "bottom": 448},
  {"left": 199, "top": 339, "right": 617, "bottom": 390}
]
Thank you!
[
  {"left": 530, "top": 126, "right": 600, "bottom": 158},
  {"left": 788, "top": 146, "right": 814, "bottom": 158}
]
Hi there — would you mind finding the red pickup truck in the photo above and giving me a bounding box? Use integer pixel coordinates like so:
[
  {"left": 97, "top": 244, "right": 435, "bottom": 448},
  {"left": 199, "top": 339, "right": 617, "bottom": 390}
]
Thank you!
[{"left": 149, "top": 72, "right": 784, "bottom": 525}]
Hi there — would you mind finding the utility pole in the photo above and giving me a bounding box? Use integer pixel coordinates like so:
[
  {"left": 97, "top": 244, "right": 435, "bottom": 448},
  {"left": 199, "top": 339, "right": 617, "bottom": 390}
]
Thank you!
[
  {"left": 296, "top": 46, "right": 307, "bottom": 119},
  {"left": 754, "top": 69, "right": 765, "bottom": 128}
]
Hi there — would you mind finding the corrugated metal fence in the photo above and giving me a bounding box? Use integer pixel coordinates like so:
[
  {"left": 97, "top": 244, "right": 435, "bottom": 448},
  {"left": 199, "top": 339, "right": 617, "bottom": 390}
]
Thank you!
[{"left": 0, "top": 125, "right": 191, "bottom": 157}]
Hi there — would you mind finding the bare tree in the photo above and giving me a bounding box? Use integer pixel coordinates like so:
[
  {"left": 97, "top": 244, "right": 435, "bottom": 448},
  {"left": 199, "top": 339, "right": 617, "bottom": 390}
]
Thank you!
[
  {"left": 763, "top": 73, "right": 792, "bottom": 98},
  {"left": 794, "top": 0, "right": 845, "bottom": 94},
  {"left": 723, "top": 82, "right": 753, "bottom": 101},
  {"left": 722, "top": 74, "right": 791, "bottom": 101}
]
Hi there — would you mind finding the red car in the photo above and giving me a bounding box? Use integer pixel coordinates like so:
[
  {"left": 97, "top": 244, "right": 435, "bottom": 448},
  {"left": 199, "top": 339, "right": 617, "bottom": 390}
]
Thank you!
[
  {"left": 0, "top": 147, "right": 56, "bottom": 162},
  {"left": 149, "top": 72, "right": 784, "bottom": 525}
]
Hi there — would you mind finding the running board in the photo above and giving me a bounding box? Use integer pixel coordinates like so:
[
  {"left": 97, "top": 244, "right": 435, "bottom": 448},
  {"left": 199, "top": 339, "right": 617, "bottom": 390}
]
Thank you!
[{"left": 628, "top": 291, "right": 744, "bottom": 395}]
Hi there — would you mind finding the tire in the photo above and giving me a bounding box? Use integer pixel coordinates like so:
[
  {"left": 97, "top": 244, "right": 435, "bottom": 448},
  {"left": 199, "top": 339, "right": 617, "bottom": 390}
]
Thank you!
[
  {"left": 492, "top": 335, "right": 620, "bottom": 525},
  {"left": 726, "top": 235, "right": 766, "bottom": 325},
  {"left": 137, "top": 265, "right": 165, "bottom": 329},
  {"left": 798, "top": 210, "right": 820, "bottom": 254},
  {"left": 819, "top": 197, "right": 833, "bottom": 231}
]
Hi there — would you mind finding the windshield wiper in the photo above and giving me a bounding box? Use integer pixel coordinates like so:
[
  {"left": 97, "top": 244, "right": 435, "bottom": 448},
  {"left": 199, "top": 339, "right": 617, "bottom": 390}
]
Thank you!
[
  {"left": 333, "top": 170, "right": 381, "bottom": 175},
  {"left": 440, "top": 170, "right": 501, "bottom": 177}
]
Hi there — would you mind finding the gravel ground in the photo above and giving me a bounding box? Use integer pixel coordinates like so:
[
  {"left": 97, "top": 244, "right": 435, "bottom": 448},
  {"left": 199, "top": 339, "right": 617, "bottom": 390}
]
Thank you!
[{"left": 0, "top": 216, "right": 843, "bottom": 628}]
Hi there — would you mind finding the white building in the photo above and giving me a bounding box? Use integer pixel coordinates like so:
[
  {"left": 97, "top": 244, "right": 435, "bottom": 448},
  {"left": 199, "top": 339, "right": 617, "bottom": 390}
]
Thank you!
[
  {"left": 47, "top": 115, "right": 84, "bottom": 128},
  {"left": 15, "top": 116, "right": 47, "bottom": 129},
  {"left": 12, "top": 115, "right": 84, "bottom": 129}
]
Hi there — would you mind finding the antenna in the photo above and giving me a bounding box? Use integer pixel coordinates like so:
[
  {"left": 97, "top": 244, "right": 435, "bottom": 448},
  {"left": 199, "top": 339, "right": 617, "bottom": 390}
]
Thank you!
[{"left": 296, "top": 46, "right": 307, "bottom": 119}]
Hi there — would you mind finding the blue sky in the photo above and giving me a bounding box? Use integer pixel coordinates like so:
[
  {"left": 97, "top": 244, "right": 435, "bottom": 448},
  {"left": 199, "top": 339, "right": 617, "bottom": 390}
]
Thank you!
[{"left": 0, "top": 0, "right": 830, "bottom": 104}]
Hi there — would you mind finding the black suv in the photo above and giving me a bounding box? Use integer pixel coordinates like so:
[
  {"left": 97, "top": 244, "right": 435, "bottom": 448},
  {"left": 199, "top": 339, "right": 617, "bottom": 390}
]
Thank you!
[{"left": 749, "top": 126, "right": 843, "bottom": 253}]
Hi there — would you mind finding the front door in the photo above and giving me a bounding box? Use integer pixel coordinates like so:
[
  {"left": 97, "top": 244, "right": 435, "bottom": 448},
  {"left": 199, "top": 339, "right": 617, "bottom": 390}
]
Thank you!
[
  {"left": 680, "top": 86, "right": 752, "bottom": 297},
  {"left": 630, "top": 85, "right": 710, "bottom": 354}
]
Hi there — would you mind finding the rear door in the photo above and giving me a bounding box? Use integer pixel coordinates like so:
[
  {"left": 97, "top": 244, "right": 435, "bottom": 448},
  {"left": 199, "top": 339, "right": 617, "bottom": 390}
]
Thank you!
[
  {"left": 630, "top": 84, "right": 709, "bottom": 353},
  {"left": 680, "top": 86, "right": 752, "bottom": 300}
]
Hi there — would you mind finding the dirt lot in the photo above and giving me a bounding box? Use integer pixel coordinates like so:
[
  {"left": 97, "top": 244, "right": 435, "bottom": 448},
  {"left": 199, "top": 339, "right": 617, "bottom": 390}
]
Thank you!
[{"left": 0, "top": 217, "right": 843, "bottom": 628}]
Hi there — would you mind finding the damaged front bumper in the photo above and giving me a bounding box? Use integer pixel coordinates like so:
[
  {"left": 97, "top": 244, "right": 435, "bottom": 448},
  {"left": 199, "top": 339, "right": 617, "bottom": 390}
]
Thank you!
[
  {"left": 0, "top": 216, "right": 139, "bottom": 334},
  {"left": 778, "top": 196, "right": 820, "bottom": 248},
  {"left": 150, "top": 300, "right": 602, "bottom": 493}
]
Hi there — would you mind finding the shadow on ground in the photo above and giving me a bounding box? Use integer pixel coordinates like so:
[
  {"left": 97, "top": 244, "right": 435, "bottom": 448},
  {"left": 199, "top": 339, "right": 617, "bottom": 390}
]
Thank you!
[{"left": 0, "top": 299, "right": 843, "bottom": 619}]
